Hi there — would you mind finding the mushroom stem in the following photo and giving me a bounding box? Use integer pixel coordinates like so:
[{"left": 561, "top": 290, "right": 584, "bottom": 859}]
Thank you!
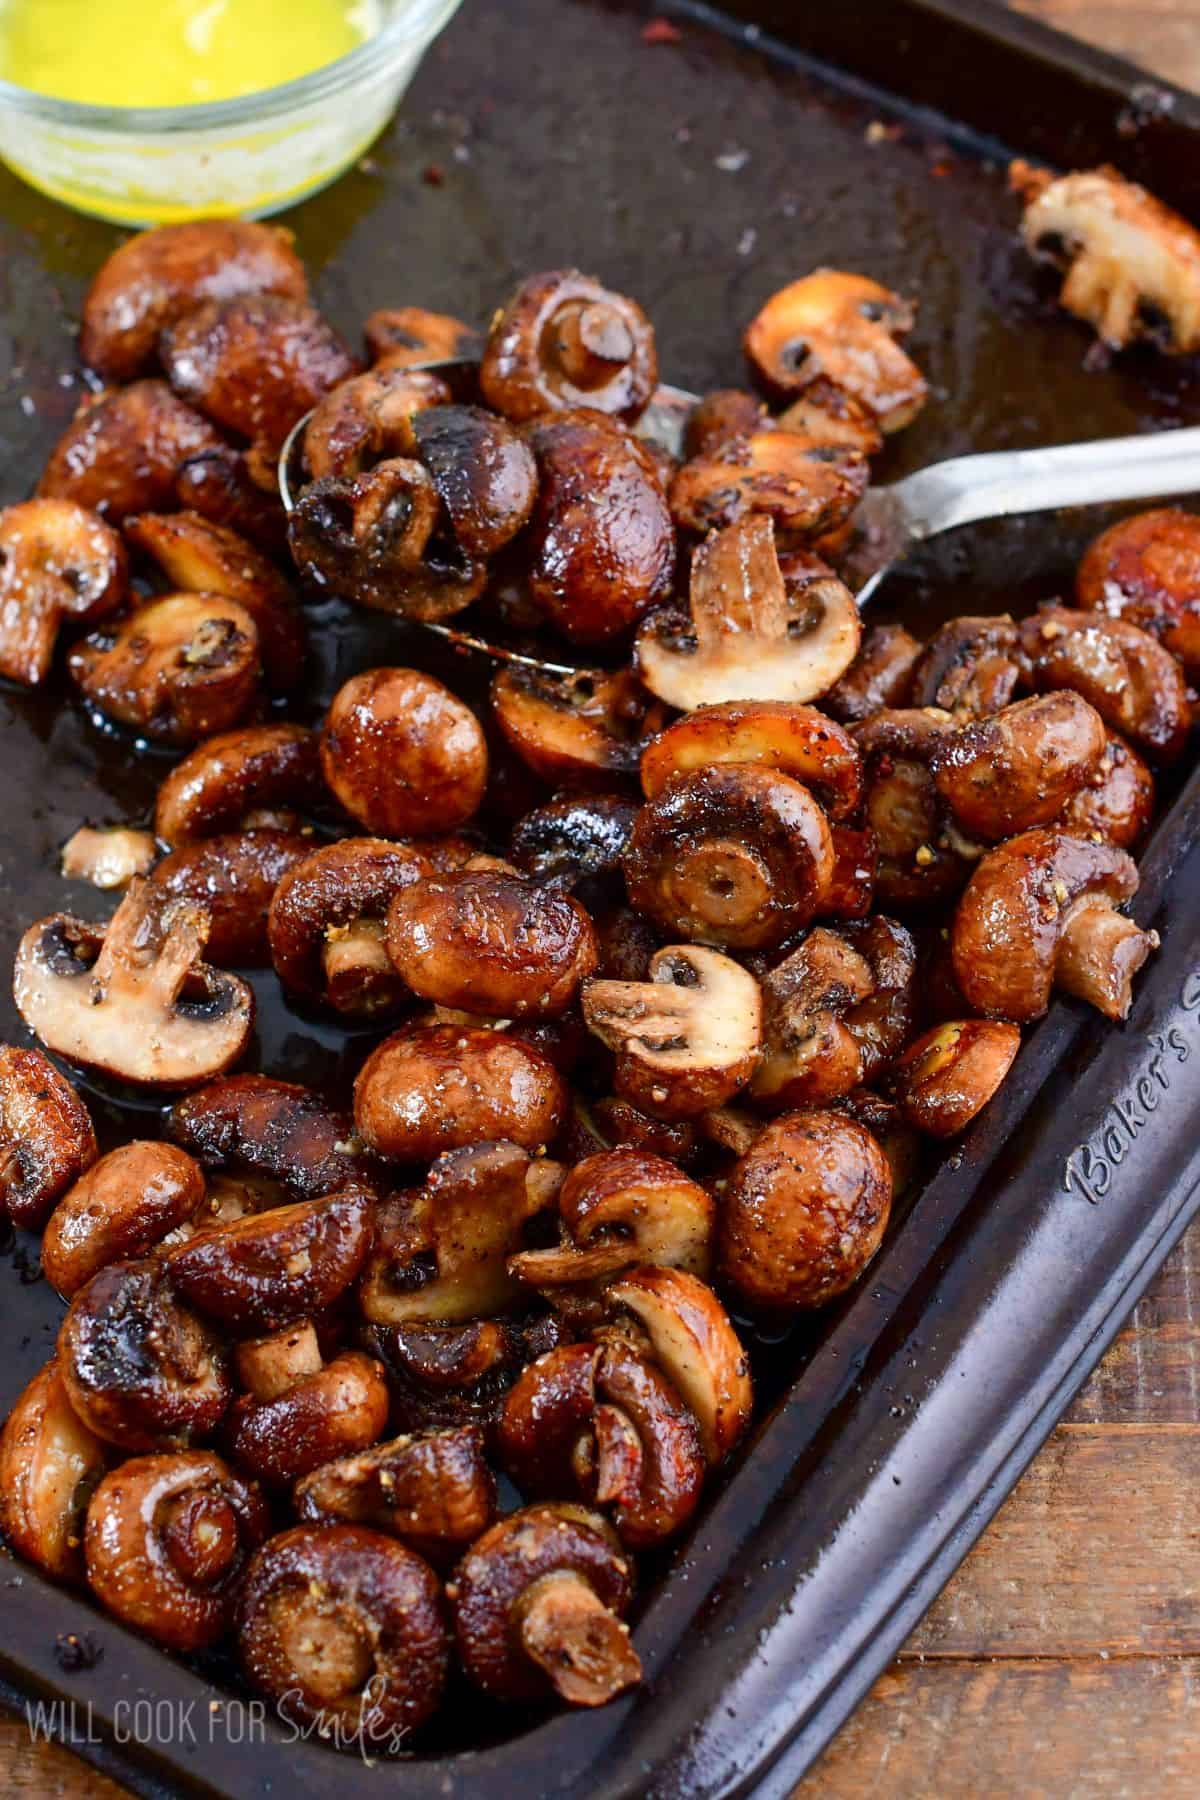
[
  {"left": 689, "top": 513, "right": 787, "bottom": 647},
  {"left": 321, "top": 917, "right": 395, "bottom": 1013},
  {"left": 514, "top": 1569, "right": 642, "bottom": 1707},
  {"left": 1057, "top": 898, "right": 1156, "bottom": 1020},
  {"left": 236, "top": 1321, "right": 324, "bottom": 1402}
]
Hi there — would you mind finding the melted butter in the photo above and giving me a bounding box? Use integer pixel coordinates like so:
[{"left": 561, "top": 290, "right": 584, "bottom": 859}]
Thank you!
[{"left": 0, "top": 0, "right": 381, "bottom": 107}]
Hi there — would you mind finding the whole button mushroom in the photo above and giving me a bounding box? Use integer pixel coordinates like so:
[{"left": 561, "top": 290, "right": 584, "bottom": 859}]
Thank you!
[
  {"left": 823, "top": 620, "right": 923, "bottom": 724},
  {"left": 42, "top": 1141, "right": 207, "bottom": 1297},
  {"left": 386, "top": 868, "right": 598, "bottom": 1018},
  {"left": 320, "top": 668, "right": 488, "bottom": 837},
  {"left": 718, "top": 1109, "right": 894, "bottom": 1314},
  {"left": 80, "top": 219, "right": 309, "bottom": 382},
  {"left": 582, "top": 944, "right": 762, "bottom": 1121},
  {"left": 509, "top": 1148, "right": 714, "bottom": 1287},
  {"left": 294, "top": 1424, "right": 496, "bottom": 1566},
  {"left": 169, "top": 1074, "right": 372, "bottom": 1203},
  {"left": 302, "top": 365, "right": 451, "bottom": 480},
  {"left": 0, "top": 1361, "right": 109, "bottom": 1582},
  {"left": 1077, "top": 506, "right": 1200, "bottom": 678},
  {"left": 239, "top": 1523, "right": 449, "bottom": 1743},
  {"left": 491, "top": 664, "right": 665, "bottom": 790},
  {"left": 365, "top": 303, "right": 482, "bottom": 368},
  {"left": 58, "top": 1257, "right": 232, "bottom": 1451},
  {"left": 268, "top": 836, "right": 431, "bottom": 1016},
  {"left": 84, "top": 1451, "right": 268, "bottom": 1650},
  {"left": 907, "top": 614, "right": 1022, "bottom": 719},
  {"left": 13, "top": 880, "right": 254, "bottom": 1089},
  {"left": 1061, "top": 732, "right": 1155, "bottom": 850},
  {"left": 605, "top": 1266, "right": 753, "bottom": 1465},
  {"left": 0, "top": 500, "right": 128, "bottom": 687},
  {"left": 481, "top": 269, "right": 658, "bottom": 424},
  {"left": 354, "top": 1023, "right": 566, "bottom": 1161},
  {"left": 224, "top": 1320, "right": 389, "bottom": 1486},
  {"left": 149, "top": 830, "right": 312, "bottom": 967},
  {"left": 889, "top": 1020, "right": 1022, "bottom": 1138},
  {"left": 0, "top": 1046, "right": 97, "bottom": 1229},
  {"left": 951, "top": 828, "right": 1158, "bottom": 1022},
  {"left": 668, "top": 428, "right": 868, "bottom": 539},
  {"left": 635, "top": 515, "right": 861, "bottom": 710},
  {"left": 153, "top": 722, "right": 323, "bottom": 846},
  {"left": 174, "top": 440, "right": 289, "bottom": 559},
  {"left": 449, "top": 1503, "right": 640, "bottom": 1707},
  {"left": 640, "top": 700, "right": 862, "bottom": 820},
  {"left": 39, "top": 381, "right": 226, "bottom": 523},
  {"left": 928, "top": 691, "right": 1109, "bottom": 842},
  {"left": 1019, "top": 605, "right": 1191, "bottom": 765}
]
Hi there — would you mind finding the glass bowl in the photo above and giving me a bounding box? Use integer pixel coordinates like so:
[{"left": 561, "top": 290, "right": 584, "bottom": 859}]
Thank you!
[{"left": 0, "top": 0, "right": 464, "bottom": 226}]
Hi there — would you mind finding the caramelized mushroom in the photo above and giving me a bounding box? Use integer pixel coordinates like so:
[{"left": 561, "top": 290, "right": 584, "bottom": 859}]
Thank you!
[
  {"left": 668, "top": 429, "right": 868, "bottom": 538},
  {"left": 85, "top": 1451, "right": 268, "bottom": 1650},
  {"left": 0, "top": 500, "right": 127, "bottom": 687},
  {"left": 169, "top": 1074, "right": 371, "bottom": 1202},
  {"left": 0, "top": 1361, "right": 108, "bottom": 1582},
  {"left": 14, "top": 881, "right": 254, "bottom": 1088},
  {"left": 365, "top": 1315, "right": 557, "bottom": 1439},
  {"left": 641, "top": 700, "right": 861, "bottom": 819},
  {"left": 510, "top": 1148, "right": 714, "bottom": 1286},
  {"left": 0, "top": 1045, "right": 97, "bottom": 1228},
  {"left": 43, "top": 1141, "right": 207, "bottom": 1297},
  {"left": 636, "top": 515, "right": 860, "bottom": 709},
  {"left": 1077, "top": 506, "right": 1200, "bottom": 677},
  {"left": 295, "top": 1425, "right": 495, "bottom": 1564},
  {"left": 61, "top": 824, "right": 158, "bottom": 890},
  {"left": 450, "top": 1503, "right": 639, "bottom": 1705},
  {"left": 365, "top": 303, "right": 483, "bottom": 367},
  {"left": 491, "top": 664, "right": 663, "bottom": 789},
  {"left": 1060, "top": 731, "right": 1155, "bottom": 849},
  {"left": 69, "top": 592, "right": 262, "bottom": 745},
  {"left": 320, "top": 667, "right": 488, "bottom": 836},
  {"left": 174, "top": 441, "right": 289, "bottom": 556},
  {"left": 268, "top": 837, "right": 430, "bottom": 1016},
  {"left": 239, "top": 1523, "right": 448, "bottom": 1738},
  {"left": 684, "top": 388, "right": 766, "bottom": 457},
  {"left": 889, "top": 1020, "right": 1021, "bottom": 1138},
  {"left": 302, "top": 365, "right": 451, "bottom": 480},
  {"left": 225, "top": 1321, "right": 389, "bottom": 1486},
  {"left": 1019, "top": 606, "right": 1190, "bottom": 764},
  {"left": 606, "top": 1265, "right": 752, "bottom": 1463},
  {"left": 929, "top": 691, "right": 1108, "bottom": 841},
  {"left": 149, "top": 830, "right": 312, "bottom": 967},
  {"left": 823, "top": 621, "right": 922, "bottom": 724},
  {"left": 581, "top": 943, "right": 762, "bottom": 1120},
  {"left": 510, "top": 795, "right": 638, "bottom": 893},
  {"left": 168, "top": 1190, "right": 375, "bottom": 1333},
  {"left": 749, "top": 925, "right": 876, "bottom": 1109},
  {"left": 908, "top": 614, "right": 1021, "bottom": 718},
  {"left": 354, "top": 1023, "right": 566, "bottom": 1161},
  {"left": 744, "top": 269, "right": 927, "bottom": 429},
  {"left": 154, "top": 722, "right": 323, "bottom": 845},
  {"left": 718, "top": 1108, "right": 893, "bottom": 1313},
  {"left": 853, "top": 707, "right": 970, "bottom": 907},
  {"left": 951, "top": 828, "right": 1156, "bottom": 1022},
  {"left": 481, "top": 270, "right": 657, "bottom": 423},
  {"left": 775, "top": 375, "right": 885, "bottom": 455},
  {"left": 39, "top": 381, "right": 226, "bottom": 522}
]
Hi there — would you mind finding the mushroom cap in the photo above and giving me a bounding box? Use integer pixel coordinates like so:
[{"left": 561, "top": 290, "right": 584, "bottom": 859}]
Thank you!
[
  {"left": 148, "top": 829, "right": 312, "bottom": 968},
  {"left": 510, "top": 795, "right": 639, "bottom": 892},
  {"left": 320, "top": 667, "right": 488, "bottom": 837},
  {"left": 641, "top": 700, "right": 861, "bottom": 818},
  {"left": 168, "top": 1072, "right": 371, "bottom": 1201},
  {"left": 750, "top": 925, "right": 875, "bottom": 1110},
  {"left": 1060, "top": 732, "right": 1155, "bottom": 849},
  {"left": 824, "top": 621, "right": 922, "bottom": 724},
  {"left": 1019, "top": 606, "right": 1190, "bottom": 764},
  {"left": 0, "top": 1045, "right": 98, "bottom": 1229},
  {"left": 153, "top": 722, "right": 323, "bottom": 846},
  {"left": 606, "top": 1265, "right": 752, "bottom": 1463},
  {"left": 294, "top": 1424, "right": 496, "bottom": 1564},
  {"left": 225, "top": 1348, "right": 390, "bottom": 1486},
  {"left": 38, "top": 380, "right": 225, "bottom": 523},
  {"left": 0, "top": 498, "right": 128, "bottom": 687},
  {"left": 69, "top": 590, "right": 262, "bottom": 744},
  {"left": 929, "top": 691, "right": 1108, "bottom": 841},
  {"left": 890, "top": 1020, "right": 1021, "bottom": 1138},
  {"left": 510, "top": 1146, "right": 714, "bottom": 1286},
  {"left": 1076, "top": 505, "right": 1200, "bottom": 676},
  {"left": 267, "top": 836, "right": 431, "bottom": 1012},
  {"left": 411, "top": 403, "right": 538, "bottom": 558},
  {"left": 42, "top": 1140, "right": 206, "bottom": 1298},
  {"left": 353, "top": 1023, "right": 566, "bottom": 1162},
  {"left": 667, "top": 428, "right": 868, "bottom": 537},
  {"left": 480, "top": 269, "right": 658, "bottom": 424},
  {"left": 0, "top": 1361, "right": 108, "bottom": 1582},
  {"left": 907, "top": 613, "right": 1021, "bottom": 718},
  {"left": 302, "top": 364, "right": 451, "bottom": 480},
  {"left": 365, "top": 303, "right": 483, "bottom": 367},
  {"left": 491, "top": 664, "right": 662, "bottom": 789}
]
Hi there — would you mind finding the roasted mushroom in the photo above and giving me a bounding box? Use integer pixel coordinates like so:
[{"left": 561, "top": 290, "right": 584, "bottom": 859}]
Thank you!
[
  {"left": 69, "top": 591, "right": 262, "bottom": 745},
  {"left": 929, "top": 691, "right": 1108, "bottom": 841},
  {"left": 268, "top": 837, "right": 430, "bottom": 1016},
  {"left": 365, "top": 303, "right": 483, "bottom": 367},
  {"left": 641, "top": 700, "right": 861, "bottom": 819},
  {"left": 174, "top": 441, "right": 289, "bottom": 556},
  {"left": 668, "top": 428, "right": 868, "bottom": 539},
  {"left": 42, "top": 1141, "right": 207, "bottom": 1297},
  {"left": 149, "top": 830, "right": 312, "bottom": 967},
  {"left": 1060, "top": 731, "right": 1155, "bottom": 849},
  {"left": 749, "top": 925, "right": 877, "bottom": 1109},
  {"left": 294, "top": 1424, "right": 496, "bottom": 1565},
  {"left": 1019, "top": 605, "right": 1190, "bottom": 764},
  {"left": 320, "top": 666, "right": 488, "bottom": 836},
  {"left": 14, "top": 880, "right": 254, "bottom": 1088},
  {"left": 225, "top": 1320, "right": 389, "bottom": 1486},
  {"left": 39, "top": 381, "right": 226, "bottom": 523},
  {"left": 0, "top": 499, "right": 128, "bottom": 687},
  {"left": 0, "top": 1361, "right": 108, "bottom": 1582},
  {"left": 354, "top": 1023, "right": 566, "bottom": 1161},
  {"left": 1077, "top": 507, "right": 1200, "bottom": 677},
  {"left": 606, "top": 1265, "right": 751, "bottom": 1462},
  {"left": 775, "top": 374, "right": 885, "bottom": 455},
  {"left": 481, "top": 270, "right": 657, "bottom": 424},
  {"left": 853, "top": 707, "right": 971, "bottom": 907},
  {"left": 581, "top": 943, "right": 762, "bottom": 1120},
  {"left": 684, "top": 388, "right": 766, "bottom": 457},
  {"left": 491, "top": 664, "right": 663, "bottom": 789},
  {"left": 85, "top": 1451, "right": 269, "bottom": 1650},
  {"left": 450, "top": 1503, "right": 639, "bottom": 1706},
  {"left": 0, "top": 1045, "right": 97, "bottom": 1228},
  {"left": 951, "top": 827, "right": 1157, "bottom": 1022},
  {"left": 510, "top": 1148, "right": 714, "bottom": 1287},
  {"left": 823, "top": 620, "right": 922, "bottom": 724},
  {"left": 302, "top": 365, "right": 451, "bottom": 479},
  {"left": 154, "top": 722, "right": 323, "bottom": 845},
  {"left": 889, "top": 1020, "right": 1021, "bottom": 1138},
  {"left": 510, "top": 796, "right": 639, "bottom": 895},
  {"left": 907, "top": 614, "right": 1021, "bottom": 718},
  {"left": 169, "top": 1074, "right": 371, "bottom": 1202},
  {"left": 635, "top": 515, "right": 860, "bottom": 709},
  {"left": 744, "top": 269, "right": 928, "bottom": 430},
  {"left": 365, "top": 1314, "right": 562, "bottom": 1439},
  {"left": 61, "top": 824, "right": 158, "bottom": 890}
]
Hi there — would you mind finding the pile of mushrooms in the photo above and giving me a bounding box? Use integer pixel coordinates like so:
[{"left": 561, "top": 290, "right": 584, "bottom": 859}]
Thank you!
[{"left": 0, "top": 207, "right": 1183, "bottom": 1752}]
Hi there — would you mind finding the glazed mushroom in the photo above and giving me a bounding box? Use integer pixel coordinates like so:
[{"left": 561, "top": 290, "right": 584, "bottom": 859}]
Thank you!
[
  {"left": 386, "top": 867, "right": 598, "bottom": 1018},
  {"left": 823, "top": 620, "right": 922, "bottom": 724},
  {"left": 718, "top": 1108, "right": 893, "bottom": 1314},
  {"left": 929, "top": 691, "right": 1109, "bottom": 841},
  {"left": 586, "top": 1096, "right": 699, "bottom": 1166},
  {"left": 359, "top": 1142, "right": 561, "bottom": 1325},
  {"left": 1060, "top": 731, "right": 1155, "bottom": 849},
  {"left": 606, "top": 1265, "right": 752, "bottom": 1463},
  {"left": 38, "top": 380, "right": 226, "bottom": 522},
  {"left": 491, "top": 664, "right": 664, "bottom": 789},
  {"left": 154, "top": 722, "right": 323, "bottom": 845},
  {"left": 480, "top": 270, "right": 657, "bottom": 423},
  {"left": 749, "top": 926, "right": 877, "bottom": 1109},
  {"left": 838, "top": 914, "right": 919, "bottom": 1083},
  {"left": 320, "top": 667, "right": 488, "bottom": 836},
  {"left": 510, "top": 1148, "right": 714, "bottom": 1286},
  {"left": 85, "top": 1451, "right": 269, "bottom": 1650},
  {"left": 520, "top": 410, "right": 676, "bottom": 644},
  {"left": 743, "top": 269, "right": 928, "bottom": 430},
  {"left": 295, "top": 1424, "right": 496, "bottom": 1565},
  {"left": 951, "top": 827, "right": 1157, "bottom": 1022},
  {"left": 1019, "top": 606, "right": 1190, "bottom": 764},
  {"left": 302, "top": 365, "right": 451, "bottom": 479},
  {"left": 168, "top": 1189, "right": 375, "bottom": 1334},
  {"left": 14, "top": 880, "right": 254, "bottom": 1087},
  {"left": 510, "top": 796, "right": 639, "bottom": 895},
  {"left": 268, "top": 837, "right": 431, "bottom": 1016},
  {"left": 42, "top": 1141, "right": 207, "bottom": 1297},
  {"left": 169, "top": 1073, "right": 372, "bottom": 1202},
  {"left": 80, "top": 219, "right": 308, "bottom": 381},
  {"left": 450, "top": 1503, "right": 640, "bottom": 1706},
  {"left": 635, "top": 514, "right": 860, "bottom": 709},
  {"left": 365, "top": 303, "right": 483, "bottom": 367},
  {"left": 640, "top": 700, "right": 861, "bottom": 819},
  {"left": 124, "top": 511, "right": 306, "bottom": 693},
  {"left": 581, "top": 943, "right": 762, "bottom": 1120},
  {"left": 889, "top": 1020, "right": 1021, "bottom": 1138},
  {"left": 173, "top": 441, "right": 289, "bottom": 556},
  {"left": 354, "top": 1023, "right": 566, "bottom": 1161},
  {"left": 0, "top": 1361, "right": 108, "bottom": 1582},
  {"left": 823, "top": 822, "right": 879, "bottom": 920},
  {"left": 61, "top": 824, "right": 158, "bottom": 890},
  {"left": 668, "top": 428, "right": 868, "bottom": 538},
  {"left": 0, "top": 1045, "right": 97, "bottom": 1228},
  {"left": 69, "top": 591, "right": 262, "bottom": 745},
  {"left": 775, "top": 374, "right": 885, "bottom": 455},
  {"left": 1011, "top": 160, "right": 1200, "bottom": 353},
  {"left": 1076, "top": 506, "right": 1200, "bottom": 677},
  {"left": 853, "top": 707, "right": 971, "bottom": 907},
  {"left": 907, "top": 614, "right": 1021, "bottom": 718},
  {"left": 224, "top": 1320, "right": 389, "bottom": 1486},
  {"left": 684, "top": 388, "right": 767, "bottom": 456},
  {"left": 149, "top": 830, "right": 312, "bottom": 967},
  {"left": 58, "top": 1256, "right": 231, "bottom": 1450},
  {"left": 365, "top": 1314, "right": 562, "bottom": 1439},
  {"left": 624, "top": 763, "right": 834, "bottom": 949},
  {"left": 0, "top": 499, "right": 128, "bottom": 687}
]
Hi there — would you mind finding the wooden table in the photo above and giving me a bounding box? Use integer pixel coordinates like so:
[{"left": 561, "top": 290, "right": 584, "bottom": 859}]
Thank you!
[{"left": 8, "top": 3, "right": 1200, "bottom": 1795}]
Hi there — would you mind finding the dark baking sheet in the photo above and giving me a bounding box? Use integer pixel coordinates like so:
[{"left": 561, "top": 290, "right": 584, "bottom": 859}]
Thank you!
[{"left": 3, "top": 1, "right": 1200, "bottom": 1794}]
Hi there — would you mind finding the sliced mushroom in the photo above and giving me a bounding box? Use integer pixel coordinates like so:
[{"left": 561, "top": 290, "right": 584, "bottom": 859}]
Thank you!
[
  {"left": 450, "top": 1503, "right": 639, "bottom": 1706},
  {"left": 225, "top": 1321, "right": 389, "bottom": 1486},
  {"left": 481, "top": 270, "right": 657, "bottom": 424},
  {"left": 889, "top": 1020, "right": 1021, "bottom": 1138},
  {"left": 69, "top": 592, "right": 262, "bottom": 745},
  {"left": 295, "top": 1425, "right": 496, "bottom": 1565},
  {"left": 668, "top": 428, "right": 868, "bottom": 538},
  {"left": 1060, "top": 731, "right": 1155, "bottom": 849},
  {"left": 169, "top": 1074, "right": 372, "bottom": 1202},
  {"left": 1019, "top": 605, "right": 1190, "bottom": 764},
  {"left": 43, "top": 1141, "right": 207, "bottom": 1297},
  {"left": 744, "top": 269, "right": 928, "bottom": 430},
  {"left": 0, "top": 500, "right": 128, "bottom": 687},
  {"left": 511, "top": 1148, "right": 714, "bottom": 1287},
  {"left": 0, "top": 1045, "right": 97, "bottom": 1228},
  {"left": 636, "top": 514, "right": 860, "bottom": 709},
  {"left": 840, "top": 914, "right": 919, "bottom": 1084},
  {"left": 951, "top": 827, "right": 1156, "bottom": 1022},
  {"left": 1011, "top": 160, "right": 1200, "bottom": 353},
  {"left": 605, "top": 1265, "right": 752, "bottom": 1464},
  {"left": 929, "top": 691, "right": 1108, "bottom": 841},
  {"left": 0, "top": 1361, "right": 108, "bottom": 1582},
  {"left": 775, "top": 374, "right": 885, "bottom": 455},
  {"left": 268, "top": 837, "right": 430, "bottom": 1016},
  {"left": 582, "top": 943, "right": 762, "bottom": 1120},
  {"left": 320, "top": 666, "right": 488, "bottom": 836},
  {"left": 907, "top": 614, "right": 1021, "bottom": 718},
  {"left": 823, "top": 620, "right": 922, "bottom": 724},
  {"left": 39, "top": 381, "right": 226, "bottom": 523},
  {"left": 154, "top": 722, "right": 323, "bottom": 846},
  {"left": 61, "top": 824, "right": 158, "bottom": 890},
  {"left": 149, "top": 830, "right": 311, "bottom": 967},
  {"left": 14, "top": 881, "right": 254, "bottom": 1087},
  {"left": 491, "top": 663, "right": 664, "bottom": 789},
  {"left": 354, "top": 1023, "right": 566, "bottom": 1161},
  {"left": 749, "top": 925, "right": 876, "bottom": 1109},
  {"left": 641, "top": 700, "right": 861, "bottom": 820},
  {"left": 302, "top": 365, "right": 451, "bottom": 480},
  {"left": 823, "top": 822, "right": 878, "bottom": 920},
  {"left": 85, "top": 1451, "right": 268, "bottom": 1650},
  {"left": 1076, "top": 506, "right": 1200, "bottom": 677},
  {"left": 365, "top": 303, "right": 483, "bottom": 367}
]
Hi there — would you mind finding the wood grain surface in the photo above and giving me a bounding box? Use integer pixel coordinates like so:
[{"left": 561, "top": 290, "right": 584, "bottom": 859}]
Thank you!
[{"left": 6, "top": 3, "right": 1200, "bottom": 1797}]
